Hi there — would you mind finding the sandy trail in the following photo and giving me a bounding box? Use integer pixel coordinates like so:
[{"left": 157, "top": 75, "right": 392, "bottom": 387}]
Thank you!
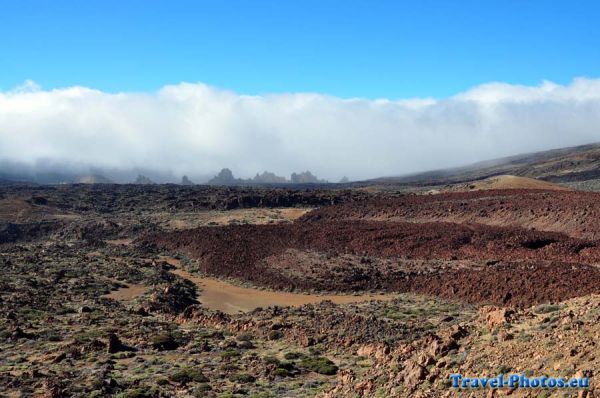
[
  {"left": 171, "top": 267, "right": 396, "bottom": 314},
  {"left": 104, "top": 254, "right": 397, "bottom": 314},
  {"left": 159, "top": 256, "right": 397, "bottom": 314}
]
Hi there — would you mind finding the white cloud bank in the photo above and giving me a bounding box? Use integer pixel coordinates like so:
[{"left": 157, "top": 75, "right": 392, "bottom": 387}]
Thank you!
[{"left": 1, "top": 78, "right": 600, "bottom": 181}]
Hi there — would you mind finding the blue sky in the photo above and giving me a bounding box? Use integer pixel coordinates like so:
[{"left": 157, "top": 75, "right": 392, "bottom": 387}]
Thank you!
[{"left": 2, "top": 0, "right": 599, "bottom": 98}]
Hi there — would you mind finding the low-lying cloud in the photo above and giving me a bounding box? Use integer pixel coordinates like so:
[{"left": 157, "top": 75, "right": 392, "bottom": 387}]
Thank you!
[{"left": 1, "top": 78, "right": 600, "bottom": 182}]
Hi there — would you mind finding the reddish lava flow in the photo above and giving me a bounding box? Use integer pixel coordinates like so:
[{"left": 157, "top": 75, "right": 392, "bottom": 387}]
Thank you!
[
  {"left": 143, "top": 218, "right": 600, "bottom": 307},
  {"left": 402, "top": 262, "right": 600, "bottom": 308},
  {"left": 301, "top": 189, "right": 600, "bottom": 239}
]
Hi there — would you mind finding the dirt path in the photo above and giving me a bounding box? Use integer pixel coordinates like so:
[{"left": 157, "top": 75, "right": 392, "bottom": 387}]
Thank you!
[
  {"left": 159, "top": 256, "right": 397, "bottom": 314},
  {"left": 105, "top": 254, "right": 398, "bottom": 314},
  {"left": 171, "top": 267, "right": 396, "bottom": 314}
]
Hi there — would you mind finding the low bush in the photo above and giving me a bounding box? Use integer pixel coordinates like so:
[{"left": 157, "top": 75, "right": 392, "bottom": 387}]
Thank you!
[
  {"left": 169, "top": 367, "right": 209, "bottom": 384},
  {"left": 299, "top": 357, "right": 338, "bottom": 375}
]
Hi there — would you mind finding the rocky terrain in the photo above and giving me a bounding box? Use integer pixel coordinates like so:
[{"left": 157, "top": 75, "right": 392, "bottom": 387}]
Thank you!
[
  {"left": 0, "top": 184, "right": 373, "bottom": 214},
  {"left": 1, "top": 183, "right": 599, "bottom": 397}
]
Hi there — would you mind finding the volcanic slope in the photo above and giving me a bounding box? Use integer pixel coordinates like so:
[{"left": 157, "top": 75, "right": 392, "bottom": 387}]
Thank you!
[
  {"left": 370, "top": 142, "right": 600, "bottom": 186},
  {"left": 443, "top": 175, "right": 569, "bottom": 192}
]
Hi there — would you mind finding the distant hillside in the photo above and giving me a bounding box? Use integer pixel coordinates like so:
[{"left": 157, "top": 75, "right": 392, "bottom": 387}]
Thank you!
[
  {"left": 442, "top": 175, "right": 570, "bottom": 192},
  {"left": 368, "top": 142, "right": 600, "bottom": 186}
]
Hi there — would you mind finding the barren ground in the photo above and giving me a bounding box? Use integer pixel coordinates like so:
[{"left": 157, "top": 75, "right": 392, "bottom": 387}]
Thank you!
[{"left": 1, "top": 184, "right": 599, "bottom": 397}]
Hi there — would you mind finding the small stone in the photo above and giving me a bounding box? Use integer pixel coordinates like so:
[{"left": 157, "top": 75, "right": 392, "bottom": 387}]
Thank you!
[
  {"left": 570, "top": 347, "right": 578, "bottom": 357},
  {"left": 134, "top": 306, "right": 149, "bottom": 316},
  {"left": 52, "top": 352, "right": 67, "bottom": 363}
]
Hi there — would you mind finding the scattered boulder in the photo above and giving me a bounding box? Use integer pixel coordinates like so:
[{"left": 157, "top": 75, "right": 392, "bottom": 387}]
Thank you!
[
  {"left": 480, "top": 307, "right": 514, "bottom": 329},
  {"left": 400, "top": 359, "right": 427, "bottom": 389},
  {"left": 79, "top": 305, "right": 92, "bottom": 313},
  {"left": 106, "top": 333, "right": 130, "bottom": 354}
]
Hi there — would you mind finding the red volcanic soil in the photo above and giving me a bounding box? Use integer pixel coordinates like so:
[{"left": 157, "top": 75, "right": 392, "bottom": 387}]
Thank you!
[
  {"left": 143, "top": 220, "right": 600, "bottom": 307},
  {"left": 406, "top": 262, "right": 600, "bottom": 308},
  {"left": 300, "top": 189, "right": 600, "bottom": 239},
  {"left": 147, "top": 221, "right": 600, "bottom": 265}
]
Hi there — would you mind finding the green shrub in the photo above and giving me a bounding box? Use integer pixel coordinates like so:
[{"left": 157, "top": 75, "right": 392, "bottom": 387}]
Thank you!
[
  {"left": 236, "top": 333, "right": 253, "bottom": 341},
  {"left": 534, "top": 304, "right": 561, "bottom": 314},
  {"left": 220, "top": 349, "right": 240, "bottom": 359},
  {"left": 277, "top": 361, "right": 295, "bottom": 371},
  {"left": 116, "top": 389, "right": 152, "bottom": 398},
  {"left": 47, "top": 333, "right": 63, "bottom": 342},
  {"left": 263, "top": 356, "right": 280, "bottom": 366},
  {"left": 230, "top": 373, "right": 256, "bottom": 383},
  {"left": 283, "top": 352, "right": 304, "bottom": 360},
  {"left": 151, "top": 333, "right": 178, "bottom": 351},
  {"left": 273, "top": 368, "right": 289, "bottom": 377},
  {"left": 249, "top": 392, "right": 274, "bottom": 398},
  {"left": 192, "top": 383, "right": 212, "bottom": 396},
  {"left": 169, "top": 367, "right": 209, "bottom": 384},
  {"left": 300, "top": 357, "right": 338, "bottom": 375}
]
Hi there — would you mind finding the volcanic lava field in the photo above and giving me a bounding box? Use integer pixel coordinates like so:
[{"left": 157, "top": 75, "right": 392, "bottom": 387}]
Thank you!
[
  {"left": 144, "top": 189, "right": 600, "bottom": 307},
  {"left": 2, "top": 184, "right": 600, "bottom": 397}
]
